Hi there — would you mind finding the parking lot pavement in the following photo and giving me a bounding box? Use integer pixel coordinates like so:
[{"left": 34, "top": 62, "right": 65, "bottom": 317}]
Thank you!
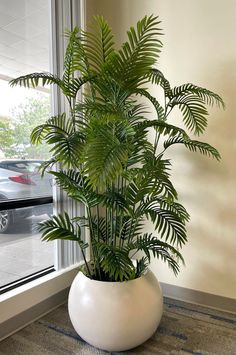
[{"left": 0, "top": 216, "right": 54, "bottom": 288}]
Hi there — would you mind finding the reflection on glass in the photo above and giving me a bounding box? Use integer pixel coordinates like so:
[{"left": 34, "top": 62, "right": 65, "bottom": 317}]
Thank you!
[
  {"left": 0, "top": 159, "right": 52, "bottom": 201},
  {"left": 0, "top": 204, "right": 53, "bottom": 287}
]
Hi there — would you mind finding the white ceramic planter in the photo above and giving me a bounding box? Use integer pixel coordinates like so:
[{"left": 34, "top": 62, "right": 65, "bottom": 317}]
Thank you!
[{"left": 68, "top": 270, "right": 163, "bottom": 352}]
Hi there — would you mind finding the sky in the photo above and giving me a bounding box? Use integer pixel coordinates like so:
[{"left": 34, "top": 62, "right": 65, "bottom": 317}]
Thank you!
[{"left": 0, "top": 79, "right": 40, "bottom": 118}]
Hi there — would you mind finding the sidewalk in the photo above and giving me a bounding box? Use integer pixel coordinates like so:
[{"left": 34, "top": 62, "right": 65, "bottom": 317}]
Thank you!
[{"left": 0, "top": 216, "right": 54, "bottom": 287}]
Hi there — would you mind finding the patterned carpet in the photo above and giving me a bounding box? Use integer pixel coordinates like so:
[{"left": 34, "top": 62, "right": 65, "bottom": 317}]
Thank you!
[{"left": 0, "top": 297, "right": 236, "bottom": 355}]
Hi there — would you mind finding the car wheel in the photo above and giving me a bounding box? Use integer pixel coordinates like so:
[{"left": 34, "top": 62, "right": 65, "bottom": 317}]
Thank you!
[{"left": 0, "top": 210, "right": 12, "bottom": 233}]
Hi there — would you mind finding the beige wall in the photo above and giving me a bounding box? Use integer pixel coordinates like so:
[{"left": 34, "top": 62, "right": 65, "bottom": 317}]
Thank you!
[{"left": 85, "top": 0, "right": 236, "bottom": 299}]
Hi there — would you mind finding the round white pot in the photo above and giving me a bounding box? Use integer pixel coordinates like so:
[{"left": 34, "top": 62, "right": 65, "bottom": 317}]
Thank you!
[{"left": 68, "top": 270, "right": 163, "bottom": 352}]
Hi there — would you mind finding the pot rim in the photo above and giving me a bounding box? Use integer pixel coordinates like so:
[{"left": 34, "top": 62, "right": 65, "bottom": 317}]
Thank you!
[{"left": 77, "top": 269, "right": 151, "bottom": 285}]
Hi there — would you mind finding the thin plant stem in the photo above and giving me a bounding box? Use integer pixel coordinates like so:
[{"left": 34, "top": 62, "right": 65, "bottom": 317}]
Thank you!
[
  {"left": 81, "top": 248, "right": 92, "bottom": 277},
  {"left": 86, "top": 206, "right": 102, "bottom": 280}
]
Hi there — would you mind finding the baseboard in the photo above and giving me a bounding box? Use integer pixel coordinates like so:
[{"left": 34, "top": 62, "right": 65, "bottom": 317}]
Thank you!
[
  {"left": 161, "top": 282, "right": 236, "bottom": 314},
  {"left": 0, "top": 287, "right": 69, "bottom": 341}
]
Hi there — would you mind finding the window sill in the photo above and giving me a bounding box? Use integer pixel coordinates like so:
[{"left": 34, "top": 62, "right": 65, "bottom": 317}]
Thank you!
[{"left": 0, "top": 262, "right": 82, "bottom": 339}]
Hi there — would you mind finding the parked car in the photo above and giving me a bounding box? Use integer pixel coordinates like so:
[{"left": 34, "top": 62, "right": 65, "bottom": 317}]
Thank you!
[{"left": 0, "top": 160, "right": 53, "bottom": 233}]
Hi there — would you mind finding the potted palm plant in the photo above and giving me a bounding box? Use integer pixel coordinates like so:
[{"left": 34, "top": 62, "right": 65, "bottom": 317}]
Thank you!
[{"left": 10, "top": 15, "right": 224, "bottom": 352}]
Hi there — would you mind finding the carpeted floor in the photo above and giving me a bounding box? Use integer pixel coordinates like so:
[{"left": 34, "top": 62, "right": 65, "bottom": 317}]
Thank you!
[{"left": 0, "top": 297, "right": 236, "bottom": 355}]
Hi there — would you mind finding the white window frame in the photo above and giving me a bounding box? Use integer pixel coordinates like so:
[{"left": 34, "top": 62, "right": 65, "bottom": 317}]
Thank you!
[{"left": 51, "top": 0, "right": 85, "bottom": 271}]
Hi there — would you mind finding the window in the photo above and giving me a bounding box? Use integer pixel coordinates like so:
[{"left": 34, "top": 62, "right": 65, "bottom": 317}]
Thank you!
[{"left": 0, "top": 0, "right": 54, "bottom": 293}]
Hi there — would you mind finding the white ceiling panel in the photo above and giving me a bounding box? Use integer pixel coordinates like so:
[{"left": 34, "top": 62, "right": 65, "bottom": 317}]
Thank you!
[
  {"left": 4, "top": 20, "right": 45, "bottom": 40},
  {"left": 0, "top": 28, "right": 23, "bottom": 46},
  {"left": 0, "top": 56, "right": 14, "bottom": 67},
  {"left": 29, "top": 33, "right": 49, "bottom": 50},
  {"left": 0, "top": 0, "right": 46, "bottom": 18},
  {"left": 0, "top": 11, "right": 16, "bottom": 28},
  {"left": 0, "top": 44, "right": 23, "bottom": 60},
  {"left": 11, "top": 40, "right": 46, "bottom": 55},
  {"left": 25, "top": 10, "right": 49, "bottom": 31},
  {"left": 0, "top": 0, "right": 51, "bottom": 79}
]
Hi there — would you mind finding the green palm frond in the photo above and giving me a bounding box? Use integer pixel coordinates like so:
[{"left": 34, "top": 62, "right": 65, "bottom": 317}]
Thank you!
[
  {"left": 135, "top": 257, "right": 149, "bottom": 278},
  {"left": 82, "top": 16, "right": 115, "bottom": 73},
  {"left": 100, "top": 190, "right": 128, "bottom": 212},
  {"left": 138, "top": 199, "right": 187, "bottom": 246},
  {"left": 95, "top": 242, "right": 135, "bottom": 281},
  {"left": 107, "top": 15, "right": 162, "bottom": 89},
  {"left": 83, "top": 121, "right": 132, "bottom": 189},
  {"left": 135, "top": 88, "right": 165, "bottom": 120},
  {"left": 148, "top": 68, "right": 171, "bottom": 96},
  {"left": 168, "top": 94, "right": 209, "bottom": 135},
  {"left": 63, "top": 27, "right": 89, "bottom": 86},
  {"left": 38, "top": 157, "right": 57, "bottom": 177},
  {"left": 141, "top": 156, "right": 178, "bottom": 200},
  {"left": 92, "top": 77, "right": 133, "bottom": 110},
  {"left": 38, "top": 213, "right": 88, "bottom": 250},
  {"left": 48, "top": 131, "right": 83, "bottom": 168},
  {"left": 9, "top": 72, "right": 65, "bottom": 91},
  {"left": 170, "top": 83, "right": 225, "bottom": 109},
  {"left": 65, "top": 27, "right": 91, "bottom": 76},
  {"left": 164, "top": 136, "right": 221, "bottom": 160},
  {"left": 31, "top": 114, "right": 83, "bottom": 168},
  {"left": 90, "top": 216, "right": 108, "bottom": 241},
  {"left": 124, "top": 169, "right": 176, "bottom": 206},
  {"left": 67, "top": 76, "right": 94, "bottom": 98},
  {"left": 127, "top": 233, "right": 184, "bottom": 275},
  {"left": 159, "top": 198, "right": 190, "bottom": 223},
  {"left": 123, "top": 156, "right": 177, "bottom": 205},
  {"left": 74, "top": 215, "right": 108, "bottom": 241},
  {"left": 51, "top": 170, "right": 101, "bottom": 207},
  {"left": 31, "top": 114, "right": 73, "bottom": 144},
  {"left": 134, "top": 119, "right": 189, "bottom": 138},
  {"left": 119, "top": 217, "right": 145, "bottom": 242}
]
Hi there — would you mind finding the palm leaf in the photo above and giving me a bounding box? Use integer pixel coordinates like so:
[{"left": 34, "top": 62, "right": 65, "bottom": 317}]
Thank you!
[
  {"left": 138, "top": 199, "right": 187, "bottom": 246},
  {"left": 65, "top": 27, "right": 92, "bottom": 76},
  {"left": 135, "top": 257, "right": 149, "bottom": 277},
  {"left": 168, "top": 94, "right": 209, "bottom": 135},
  {"left": 95, "top": 242, "right": 135, "bottom": 281},
  {"left": 135, "top": 88, "right": 165, "bottom": 120},
  {"left": 51, "top": 170, "right": 101, "bottom": 207},
  {"left": 159, "top": 198, "right": 190, "bottom": 223},
  {"left": 148, "top": 68, "right": 171, "bottom": 96},
  {"left": 74, "top": 215, "right": 108, "bottom": 242},
  {"left": 38, "top": 213, "right": 88, "bottom": 250},
  {"left": 9, "top": 72, "right": 65, "bottom": 91},
  {"left": 134, "top": 119, "right": 189, "bottom": 138},
  {"left": 38, "top": 157, "right": 58, "bottom": 177},
  {"left": 67, "top": 76, "right": 94, "bottom": 98},
  {"left": 164, "top": 135, "right": 221, "bottom": 160},
  {"left": 106, "top": 15, "right": 162, "bottom": 89},
  {"left": 31, "top": 114, "right": 73, "bottom": 144},
  {"left": 63, "top": 27, "right": 90, "bottom": 87},
  {"left": 127, "top": 233, "right": 184, "bottom": 275},
  {"left": 83, "top": 122, "right": 131, "bottom": 189},
  {"left": 31, "top": 114, "right": 83, "bottom": 168},
  {"left": 48, "top": 131, "right": 83, "bottom": 168},
  {"left": 170, "top": 83, "right": 225, "bottom": 109},
  {"left": 82, "top": 16, "right": 115, "bottom": 73},
  {"left": 141, "top": 155, "right": 178, "bottom": 200}
]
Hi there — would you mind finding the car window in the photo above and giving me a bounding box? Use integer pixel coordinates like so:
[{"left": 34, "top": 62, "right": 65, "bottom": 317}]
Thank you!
[{"left": 0, "top": 162, "right": 42, "bottom": 173}]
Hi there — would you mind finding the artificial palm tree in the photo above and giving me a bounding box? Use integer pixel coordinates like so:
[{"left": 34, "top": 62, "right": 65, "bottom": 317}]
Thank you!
[{"left": 10, "top": 15, "right": 224, "bottom": 282}]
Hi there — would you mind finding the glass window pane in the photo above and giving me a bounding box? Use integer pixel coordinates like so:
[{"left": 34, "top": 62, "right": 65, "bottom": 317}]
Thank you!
[
  {"left": 0, "top": 0, "right": 54, "bottom": 289},
  {"left": 0, "top": 204, "right": 53, "bottom": 287}
]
